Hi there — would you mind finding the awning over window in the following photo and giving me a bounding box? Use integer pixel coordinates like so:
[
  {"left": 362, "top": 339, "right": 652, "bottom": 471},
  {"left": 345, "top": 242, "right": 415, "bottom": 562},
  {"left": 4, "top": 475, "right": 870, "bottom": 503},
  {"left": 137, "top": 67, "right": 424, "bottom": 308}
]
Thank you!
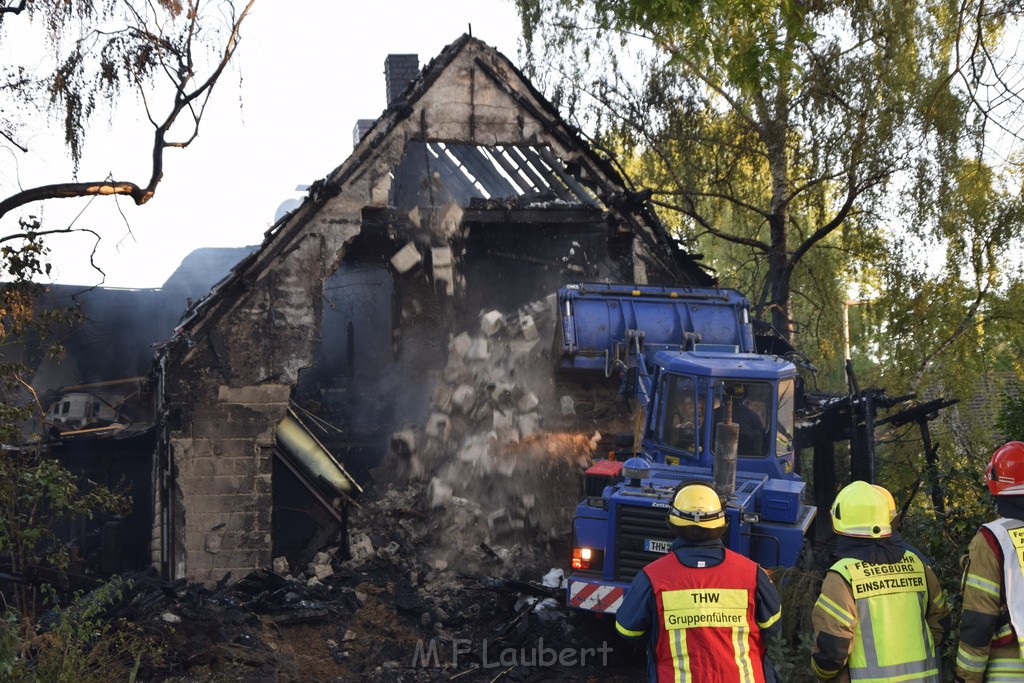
[{"left": 275, "top": 408, "right": 362, "bottom": 502}]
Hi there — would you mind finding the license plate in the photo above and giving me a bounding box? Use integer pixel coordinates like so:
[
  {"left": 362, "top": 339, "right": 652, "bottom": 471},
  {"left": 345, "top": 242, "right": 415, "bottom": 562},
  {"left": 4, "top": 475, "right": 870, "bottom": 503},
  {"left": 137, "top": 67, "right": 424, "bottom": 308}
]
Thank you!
[{"left": 644, "top": 539, "right": 672, "bottom": 553}]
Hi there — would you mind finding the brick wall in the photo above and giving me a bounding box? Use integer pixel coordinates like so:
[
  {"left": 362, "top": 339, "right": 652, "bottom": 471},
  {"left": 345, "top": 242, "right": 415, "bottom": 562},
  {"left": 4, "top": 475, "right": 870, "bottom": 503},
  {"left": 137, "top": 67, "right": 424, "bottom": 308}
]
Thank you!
[{"left": 384, "top": 54, "right": 418, "bottom": 106}]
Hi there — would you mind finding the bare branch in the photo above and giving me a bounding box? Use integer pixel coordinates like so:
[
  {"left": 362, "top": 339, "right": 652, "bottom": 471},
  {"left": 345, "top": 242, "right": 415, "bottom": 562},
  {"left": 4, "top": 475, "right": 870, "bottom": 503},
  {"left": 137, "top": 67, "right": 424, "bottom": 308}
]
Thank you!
[
  {"left": 0, "top": 0, "right": 256, "bottom": 222},
  {"left": 0, "top": 1, "right": 27, "bottom": 16}
]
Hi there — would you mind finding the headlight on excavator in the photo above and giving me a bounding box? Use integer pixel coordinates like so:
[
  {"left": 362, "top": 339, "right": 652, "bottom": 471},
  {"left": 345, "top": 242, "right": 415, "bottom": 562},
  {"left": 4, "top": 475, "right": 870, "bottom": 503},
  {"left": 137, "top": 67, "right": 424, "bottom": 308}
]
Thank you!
[{"left": 571, "top": 547, "right": 604, "bottom": 571}]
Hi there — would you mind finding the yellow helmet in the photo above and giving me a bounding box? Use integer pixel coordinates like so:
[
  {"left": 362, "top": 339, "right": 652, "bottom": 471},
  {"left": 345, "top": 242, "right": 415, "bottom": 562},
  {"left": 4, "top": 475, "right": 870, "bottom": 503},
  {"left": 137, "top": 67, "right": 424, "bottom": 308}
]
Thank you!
[
  {"left": 831, "top": 481, "right": 891, "bottom": 538},
  {"left": 871, "top": 484, "right": 897, "bottom": 521},
  {"left": 668, "top": 482, "right": 726, "bottom": 529}
]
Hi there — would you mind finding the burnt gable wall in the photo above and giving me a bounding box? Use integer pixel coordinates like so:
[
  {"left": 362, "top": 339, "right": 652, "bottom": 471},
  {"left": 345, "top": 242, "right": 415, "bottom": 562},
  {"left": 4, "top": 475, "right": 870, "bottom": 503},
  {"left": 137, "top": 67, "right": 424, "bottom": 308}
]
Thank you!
[{"left": 158, "top": 36, "right": 706, "bottom": 584}]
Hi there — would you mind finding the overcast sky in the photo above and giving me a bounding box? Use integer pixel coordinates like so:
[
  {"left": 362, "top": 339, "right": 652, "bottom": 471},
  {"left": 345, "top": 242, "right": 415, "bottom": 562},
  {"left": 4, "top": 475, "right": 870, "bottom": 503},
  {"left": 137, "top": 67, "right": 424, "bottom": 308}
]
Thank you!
[{"left": 11, "top": 1, "right": 524, "bottom": 289}]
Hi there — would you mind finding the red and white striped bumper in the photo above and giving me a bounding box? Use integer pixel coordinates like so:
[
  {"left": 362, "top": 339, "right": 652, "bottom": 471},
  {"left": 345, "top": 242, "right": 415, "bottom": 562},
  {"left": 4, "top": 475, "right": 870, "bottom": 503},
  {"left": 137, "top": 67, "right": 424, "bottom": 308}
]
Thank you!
[{"left": 568, "top": 579, "right": 626, "bottom": 613}]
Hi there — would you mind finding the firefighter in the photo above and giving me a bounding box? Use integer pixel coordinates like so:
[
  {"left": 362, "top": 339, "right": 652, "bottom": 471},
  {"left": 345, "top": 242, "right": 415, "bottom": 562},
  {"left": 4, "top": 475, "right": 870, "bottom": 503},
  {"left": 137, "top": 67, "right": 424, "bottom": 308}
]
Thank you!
[
  {"left": 614, "top": 481, "right": 782, "bottom": 682},
  {"left": 811, "top": 480, "right": 950, "bottom": 682},
  {"left": 955, "top": 441, "right": 1024, "bottom": 682}
]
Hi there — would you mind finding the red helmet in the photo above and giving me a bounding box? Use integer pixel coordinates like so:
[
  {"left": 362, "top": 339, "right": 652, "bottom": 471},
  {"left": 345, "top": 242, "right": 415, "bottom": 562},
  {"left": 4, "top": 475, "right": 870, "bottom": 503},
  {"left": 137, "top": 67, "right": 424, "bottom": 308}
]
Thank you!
[{"left": 986, "top": 442, "right": 1024, "bottom": 496}]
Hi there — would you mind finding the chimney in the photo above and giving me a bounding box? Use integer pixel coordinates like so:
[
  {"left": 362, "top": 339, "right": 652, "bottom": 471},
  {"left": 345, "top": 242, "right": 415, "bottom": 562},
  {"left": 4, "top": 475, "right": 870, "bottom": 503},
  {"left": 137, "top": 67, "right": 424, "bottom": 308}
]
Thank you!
[
  {"left": 384, "top": 54, "right": 419, "bottom": 106},
  {"left": 352, "top": 119, "right": 375, "bottom": 147}
]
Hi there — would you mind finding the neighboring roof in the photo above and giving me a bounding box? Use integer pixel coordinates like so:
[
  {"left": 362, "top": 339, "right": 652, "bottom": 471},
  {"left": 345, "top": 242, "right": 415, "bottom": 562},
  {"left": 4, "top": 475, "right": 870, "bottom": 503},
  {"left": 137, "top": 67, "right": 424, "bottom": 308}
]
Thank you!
[{"left": 161, "top": 246, "right": 258, "bottom": 293}]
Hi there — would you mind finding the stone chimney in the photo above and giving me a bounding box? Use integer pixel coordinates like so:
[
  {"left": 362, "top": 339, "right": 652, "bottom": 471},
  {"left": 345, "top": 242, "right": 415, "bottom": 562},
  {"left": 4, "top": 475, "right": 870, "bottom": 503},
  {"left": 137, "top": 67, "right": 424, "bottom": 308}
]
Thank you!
[
  {"left": 353, "top": 54, "right": 420, "bottom": 148},
  {"left": 352, "top": 119, "right": 375, "bottom": 147},
  {"left": 384, "top": 53, "right": 419, "bottom": 106}
]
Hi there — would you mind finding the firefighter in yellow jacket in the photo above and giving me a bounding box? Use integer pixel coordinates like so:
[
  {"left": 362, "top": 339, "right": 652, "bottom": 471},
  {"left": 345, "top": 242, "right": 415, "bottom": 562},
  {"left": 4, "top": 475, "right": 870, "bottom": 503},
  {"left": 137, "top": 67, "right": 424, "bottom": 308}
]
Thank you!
[
  {"left": 810, "top": 481, "right": 950, "bottom": 681},
  {"left": 955, "top": 441, "right": 1024, "bottom": 682}
]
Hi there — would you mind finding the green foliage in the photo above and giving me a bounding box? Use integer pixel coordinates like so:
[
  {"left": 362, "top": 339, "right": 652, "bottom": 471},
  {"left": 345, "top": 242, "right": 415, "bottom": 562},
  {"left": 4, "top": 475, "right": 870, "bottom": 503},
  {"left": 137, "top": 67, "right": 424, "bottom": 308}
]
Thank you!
[
  {"left": 516, "top": 0, "right": 989, "bottom": 344},
  {"left": 0, "top": 448, "right": 130, "bottom": 613},
  {"left": 0, "top": 217, "right": 125, "bottom": 614},
  {"left": 0, "top": 578, "right": 163, "bottom": 683},
  {"left": 766, "top": 565, "right": 821, "bottom": 682},
  {"left": 0, "top": 609, "right": 17, "bottom": 678},
  {"left": 996, "top": 384, "right": 1024, "bottom": 441}
]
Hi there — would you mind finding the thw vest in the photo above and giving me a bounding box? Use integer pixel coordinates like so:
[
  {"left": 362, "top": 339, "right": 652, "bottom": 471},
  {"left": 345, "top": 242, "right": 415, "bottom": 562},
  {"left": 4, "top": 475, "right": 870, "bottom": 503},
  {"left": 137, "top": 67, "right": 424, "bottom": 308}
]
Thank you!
[
  {"left": 983, "top": 517, "right": 1024, "bottom": 660},
  {"left": 831, "top": 552, "right": 939, "bottom": 682},
  {"left": 644, "top": 547, "right": 765, "bottom": 682}
]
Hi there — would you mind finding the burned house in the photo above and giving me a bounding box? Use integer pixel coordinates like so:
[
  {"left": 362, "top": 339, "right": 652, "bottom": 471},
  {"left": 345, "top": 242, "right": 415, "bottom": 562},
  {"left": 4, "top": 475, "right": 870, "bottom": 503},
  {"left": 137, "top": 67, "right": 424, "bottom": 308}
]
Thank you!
[{"left": 153, "top": 35, "right": 713, "bottom": 585}]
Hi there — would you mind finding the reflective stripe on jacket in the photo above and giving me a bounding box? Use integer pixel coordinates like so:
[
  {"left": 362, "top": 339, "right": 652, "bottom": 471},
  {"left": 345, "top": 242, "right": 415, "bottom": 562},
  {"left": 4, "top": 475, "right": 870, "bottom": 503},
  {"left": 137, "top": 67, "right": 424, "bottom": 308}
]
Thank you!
[
  {"left": 644, "top": 547, "right": 766, "bottom": 682},
  {"left": 830, "top": 552, "right": 940, "bottom": 682},
  {"left": 956, "top": 525, "right": 1024, "bottom": 682},
  {"left": 983, "top": 518, "right": 1024, "bottom": 660}
]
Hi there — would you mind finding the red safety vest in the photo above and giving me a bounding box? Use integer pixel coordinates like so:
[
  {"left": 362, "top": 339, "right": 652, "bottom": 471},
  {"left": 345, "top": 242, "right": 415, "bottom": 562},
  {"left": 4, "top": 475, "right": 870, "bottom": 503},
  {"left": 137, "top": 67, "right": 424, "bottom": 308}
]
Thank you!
[{"left": 644, "top": 548, "right": 766, "bottom": 682}]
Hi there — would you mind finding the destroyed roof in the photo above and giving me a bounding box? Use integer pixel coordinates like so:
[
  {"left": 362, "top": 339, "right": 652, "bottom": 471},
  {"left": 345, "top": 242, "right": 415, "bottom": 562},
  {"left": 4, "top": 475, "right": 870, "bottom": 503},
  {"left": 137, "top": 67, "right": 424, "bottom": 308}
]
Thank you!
[
  {"left": 391, "top": 141, "right": 601, "bottom": 209},
  {"left": 171, "top": 33, "right": 713, "bottom": 338}
]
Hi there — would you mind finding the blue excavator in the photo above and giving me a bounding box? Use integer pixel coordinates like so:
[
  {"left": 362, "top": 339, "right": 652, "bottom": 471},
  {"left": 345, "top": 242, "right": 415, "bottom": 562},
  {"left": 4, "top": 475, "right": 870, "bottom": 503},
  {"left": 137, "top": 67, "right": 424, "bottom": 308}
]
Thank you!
[{"left": 557, "top": 282, "right": 953, "bottom": 613}]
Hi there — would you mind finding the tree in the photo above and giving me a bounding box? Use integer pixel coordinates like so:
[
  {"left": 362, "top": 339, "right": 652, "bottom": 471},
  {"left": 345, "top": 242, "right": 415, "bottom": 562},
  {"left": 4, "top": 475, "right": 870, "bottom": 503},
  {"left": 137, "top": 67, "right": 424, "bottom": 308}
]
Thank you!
[
  {"left": 0, "top": 0, "right": 254, "bottom": 616},
  {"left": 513, "top": 0, "right": 1017, "bottom": 353},
  {"left": 0, "top": 219, "right": 127, "bottom": 615},
  {"left": 0, "top": 0, "right": 255, "bottom": 265}
]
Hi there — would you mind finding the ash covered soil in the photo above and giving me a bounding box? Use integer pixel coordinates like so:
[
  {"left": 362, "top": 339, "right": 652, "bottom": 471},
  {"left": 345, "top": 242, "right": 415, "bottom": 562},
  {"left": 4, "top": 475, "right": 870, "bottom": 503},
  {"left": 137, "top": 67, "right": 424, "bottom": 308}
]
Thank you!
[
  {"left": 93, "top": 300, "right": 647, "bottom": 681},
  {"left": 104, "top": 482, "right": 647, "bottom": 682}
]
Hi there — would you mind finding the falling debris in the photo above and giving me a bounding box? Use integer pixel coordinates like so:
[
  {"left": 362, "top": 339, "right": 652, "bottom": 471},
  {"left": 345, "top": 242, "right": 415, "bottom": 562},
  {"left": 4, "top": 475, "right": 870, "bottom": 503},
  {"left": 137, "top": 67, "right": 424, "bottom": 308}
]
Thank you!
[{"left": 390, "top": 242, "right": 423, "bottom": 274}]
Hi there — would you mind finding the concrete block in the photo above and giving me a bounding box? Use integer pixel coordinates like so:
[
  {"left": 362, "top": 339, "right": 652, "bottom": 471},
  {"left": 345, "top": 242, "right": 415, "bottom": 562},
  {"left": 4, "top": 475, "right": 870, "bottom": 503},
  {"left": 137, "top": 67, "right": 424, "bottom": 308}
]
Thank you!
[
  {"left": 517, "top": 413, "right": 541, "bottom": 438},
  {"left": 431, "top": 245, "right": 453, "bottom": 267},
  {"left": 350, "top": 533, "right": 374, "bottom": 561},
  {"left": 433, "top": 264, "right": 455, "bottom": 296},
  {"left": 490, "top": 382, "right": 516, "bottom": 406},
  {"left": 390, "top": 242, "right": 422, "bottom": 274},
  {"left": 517, "top": 392, "right": 539, "bottom": 413},
  {"left": 520, "top": 314, "right": 539, "bottom": 341},
  {"left": 390, "top": 428, "right": 416, "bottom": 457},
  {"left": 312, "top": 563, "right": 334, "bottom": 580},
  {"left": 449, "top": 332, "right": 473, "bottom": 358},
  {"left": 428, "top": 477, "right": 453, "bottom": 508},
  {"left": 216, "top": 384, "right": 292, "bottom": 405},
  {"left": 273, "top": 556, "right": 289, "bottom": 575},
  {"left": 496, "top": 456, "right": 517, "bottom": 477},
  {"left": 425, "top": 413, "right": 450, "bottom": 440},
  {"left": 510, "top": 338, "right": 539, "bottom": 359},
  {"left": 493, "top": 409, "right": 514, "bottom": 431},
  {"left": 560, "top": 395, "right": 576, "bottom": 416},
  {"left": 458, "top": 437, "right": 489, "bottom": 466},
  {"left": 439, "top": 204, "right": 463, "bottom": 237},
  {"left": 486, "top": 508, "right": 512, "bottom": 537},
  {"left": 204, "top": 532, "right": 222, "bottom": 554},
  {"left": 480, "top": 310, "right": 505, "bottom": 337},
  {"left": 407, "top": 205, "right": 421, "bottom": 228},
  {"left": 468, "top": 338, "right": 489, "bottom": 361},
  {"left": 451, "top": 384, "right": 477, "bottom": 413},
  {"left": 430, "top": 384, "right": 454, "bottom": 413}
]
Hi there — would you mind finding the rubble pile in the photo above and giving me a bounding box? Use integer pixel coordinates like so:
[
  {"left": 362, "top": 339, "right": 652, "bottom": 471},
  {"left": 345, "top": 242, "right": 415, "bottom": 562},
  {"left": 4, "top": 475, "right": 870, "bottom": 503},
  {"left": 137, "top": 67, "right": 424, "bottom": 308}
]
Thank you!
[
  {"left": 71, "top": 485, "right": 642, "bottom": 682},
  {"left": 378, "top": 296, "right": 631, "bottom": 576}
]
